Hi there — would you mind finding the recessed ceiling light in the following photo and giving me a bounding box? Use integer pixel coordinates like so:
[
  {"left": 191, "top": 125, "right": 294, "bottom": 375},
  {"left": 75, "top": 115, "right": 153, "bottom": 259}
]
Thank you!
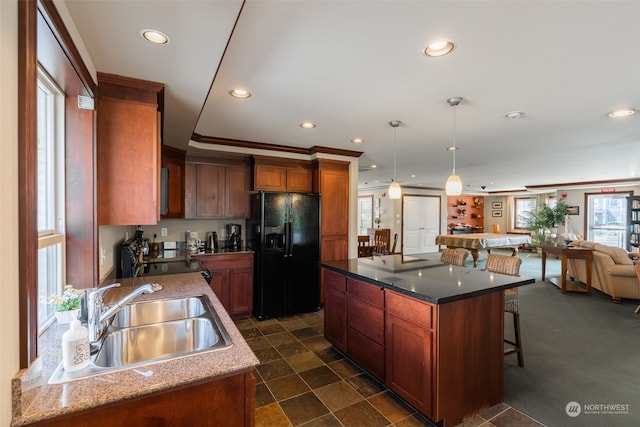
[
  {"left": 370, "top": 164, "right": 377, "bottom": 168},
  {"left": 447, "top": 146, "right": 459, "bottom": 152},
  {"left": 424, "top": 40, "right": 455, "bottom": 57},
  {"left": 140, "top": 29, "right": 170, "bottom": 44},
  {"left": 505, "top": 111, "right": 525, "bottom": 119},
  {"left": 351, "top": 138, "right": 364, "bottom": 144},
  {"left": 410, "top": 174, "right": 416, "bottom": 178},
  {"left": 608, "top": 108, "right": 636, "bottom": 118},
  {"left": 229, "top": 88, "right": 251, "bottom": 98},
  {"left": 300, "top": 122, "right": 316, "bottom": 129}
]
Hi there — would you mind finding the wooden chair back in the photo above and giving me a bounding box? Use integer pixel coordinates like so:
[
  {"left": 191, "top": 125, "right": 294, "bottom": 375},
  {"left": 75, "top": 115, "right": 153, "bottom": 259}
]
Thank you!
[
  {"left": 357, "top": 235, "right": 374, "bottom": 257},
  {"left": 440, "top": 249, "right": 468, "bottom": 266},
  {"left": 373, "top": 230, "right": 389, "bottom": 255},
  {"left": 493, "top": 224, "right": 501, "bottom": 233}
]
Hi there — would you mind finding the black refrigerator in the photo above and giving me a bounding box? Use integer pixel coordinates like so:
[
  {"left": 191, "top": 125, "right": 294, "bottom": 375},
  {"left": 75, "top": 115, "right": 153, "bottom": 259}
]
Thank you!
[{"left": 247, "top": 191, "right": 321, "bottom": 320}]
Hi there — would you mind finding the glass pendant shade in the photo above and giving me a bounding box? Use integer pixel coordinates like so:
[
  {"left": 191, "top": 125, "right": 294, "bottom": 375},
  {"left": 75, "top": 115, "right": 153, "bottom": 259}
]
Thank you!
[
  {"left": 389, "top": 181, "right": 402, "bottom": 199},
  {"left": 445, "top": 173, "right": 463, "bottom": 196}
]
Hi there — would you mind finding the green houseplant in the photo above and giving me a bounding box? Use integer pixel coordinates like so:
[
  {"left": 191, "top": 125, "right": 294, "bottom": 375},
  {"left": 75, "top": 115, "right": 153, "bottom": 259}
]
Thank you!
[{"left": 523, "top": 198, "right": 569, "bottom": 245}]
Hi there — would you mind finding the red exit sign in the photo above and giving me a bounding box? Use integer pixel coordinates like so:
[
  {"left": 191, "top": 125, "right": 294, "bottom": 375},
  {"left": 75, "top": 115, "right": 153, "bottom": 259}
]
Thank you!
[{"left": 601, "top": 187, "right": 616, "bottom": 193}]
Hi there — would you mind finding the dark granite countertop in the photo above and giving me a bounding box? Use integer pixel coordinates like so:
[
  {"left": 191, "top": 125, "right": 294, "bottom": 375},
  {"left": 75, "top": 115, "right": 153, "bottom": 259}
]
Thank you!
[{"left": 320, "top": 254, "right": 535, "bottom": 304}]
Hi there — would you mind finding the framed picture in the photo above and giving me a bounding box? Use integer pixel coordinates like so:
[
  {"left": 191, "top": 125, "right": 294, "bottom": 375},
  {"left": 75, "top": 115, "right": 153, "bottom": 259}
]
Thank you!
[
  {"left": 492, "top": 202, "right": 502, "bottom": 209},
  {"left": 492, "top": 210, "right": 502, "bottom": 217},
  {"left": 567, "top": 205, "right": 580, "bottom": 215}
]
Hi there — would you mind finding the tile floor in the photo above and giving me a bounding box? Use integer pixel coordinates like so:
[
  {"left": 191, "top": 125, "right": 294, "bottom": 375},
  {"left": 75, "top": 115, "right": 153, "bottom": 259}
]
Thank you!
[{"left": 234, "top": 309, "right": 546, "bottom": 427}]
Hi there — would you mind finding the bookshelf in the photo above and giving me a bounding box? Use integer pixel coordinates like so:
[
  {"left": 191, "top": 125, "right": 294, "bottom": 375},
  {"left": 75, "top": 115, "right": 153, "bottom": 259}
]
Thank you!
[{"left": 627, "top": 196, "right": 640, "bottom": 253}]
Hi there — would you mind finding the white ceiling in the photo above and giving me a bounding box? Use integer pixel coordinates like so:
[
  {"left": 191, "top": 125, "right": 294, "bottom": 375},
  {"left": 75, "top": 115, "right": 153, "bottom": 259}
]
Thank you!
[{"left": 62, "top": 0, "right": 640, "bottom": 193}]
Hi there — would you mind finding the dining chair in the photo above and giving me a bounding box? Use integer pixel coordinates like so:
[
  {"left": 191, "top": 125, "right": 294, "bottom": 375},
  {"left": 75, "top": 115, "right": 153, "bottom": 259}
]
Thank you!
[
  {"left": 390, "top": 233, "right": 398, "bottom": 254},
  {"left": 357, "top": 235, "right": 374, "bottom": 257},
  {"left": 373, "top": 230, "right": 389, "bottom": 255},
  {"left": 440, "top": 248, "right": 469, "bottom": 266},
  {"left": 493, "top": 224, "right": 501, "bottom": 233},
  {"left": 485, "top": 253, "right": 524, "bottom": 367}
]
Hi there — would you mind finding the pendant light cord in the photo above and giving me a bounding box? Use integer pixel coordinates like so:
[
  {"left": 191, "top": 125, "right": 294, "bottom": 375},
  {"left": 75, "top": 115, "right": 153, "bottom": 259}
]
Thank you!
[
  {"left": 393, "top": 125, "right": 397, "bottom": 182},
  {"left": 452, "top": 104, "right": 457, "bottom": 174}
]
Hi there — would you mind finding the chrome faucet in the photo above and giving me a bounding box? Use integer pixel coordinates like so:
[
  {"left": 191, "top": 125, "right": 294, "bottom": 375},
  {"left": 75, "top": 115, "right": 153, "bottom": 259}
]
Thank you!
[{"left": 86, "top": 282, "right": 163, "bottom": 342}]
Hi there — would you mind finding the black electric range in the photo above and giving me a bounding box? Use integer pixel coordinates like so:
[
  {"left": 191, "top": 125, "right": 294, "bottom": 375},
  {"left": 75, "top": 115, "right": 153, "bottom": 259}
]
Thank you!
[{"left": 142, "top": 259, "right": 212, "bottom": 283}]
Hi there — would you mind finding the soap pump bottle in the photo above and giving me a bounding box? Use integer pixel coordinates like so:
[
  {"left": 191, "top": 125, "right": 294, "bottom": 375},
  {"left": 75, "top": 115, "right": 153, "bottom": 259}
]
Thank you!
[{"left": 62, "top": 319, "right": 90, "bottom": 372}]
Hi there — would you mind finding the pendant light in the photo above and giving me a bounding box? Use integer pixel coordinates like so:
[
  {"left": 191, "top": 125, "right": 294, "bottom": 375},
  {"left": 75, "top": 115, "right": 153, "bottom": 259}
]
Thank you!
[
  {"left": 445, "top": 97, "right": 463, "bottom": 196},
  {"left": 388, "top": 120, "right": 402, "bottom": 199}
]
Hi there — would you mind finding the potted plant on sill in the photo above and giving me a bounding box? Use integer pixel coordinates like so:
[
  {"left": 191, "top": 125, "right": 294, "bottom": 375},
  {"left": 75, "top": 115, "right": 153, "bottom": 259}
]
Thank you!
[
  {"left": 523, "top": 198, "right": 569, "bottom": 245},
  {"left": 48, "top": 285, "right": 84, "bottom": 324}
]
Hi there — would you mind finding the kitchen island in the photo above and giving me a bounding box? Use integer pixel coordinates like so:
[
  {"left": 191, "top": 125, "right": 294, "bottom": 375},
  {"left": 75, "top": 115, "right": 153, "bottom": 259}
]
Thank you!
[
  {"left": 11, "top": 273, "right": 259, "bottom": 426},
  {"left": 321, "top": 254, "right": 534, "bottom": 427}
]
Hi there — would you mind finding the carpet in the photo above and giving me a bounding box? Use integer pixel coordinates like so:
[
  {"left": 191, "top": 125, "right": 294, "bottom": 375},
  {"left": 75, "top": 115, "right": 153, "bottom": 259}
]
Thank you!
[
  {"left": 415, "top": 249, "right": 640, "bottom": 426},
  {"left": 498, "top": 251, "right": 639, "bottom": 427},
  {"left": 504, "top": 254, "right": 640, "bottom": 427}
]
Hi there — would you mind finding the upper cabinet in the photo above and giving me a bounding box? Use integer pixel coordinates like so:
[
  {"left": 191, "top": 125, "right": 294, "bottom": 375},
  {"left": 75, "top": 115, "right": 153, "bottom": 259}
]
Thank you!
[
  {"left": 96, "top": 73, "right": 164, "bottom": 225},
  {"left": 161, "top": 145, "right": 186, "bottom": 219},
  {"left": 252, "top": 155, "right": 313, "bottom": 192},
  {"left": 185, "top": 155, "right": 250, "bottom": 219}
]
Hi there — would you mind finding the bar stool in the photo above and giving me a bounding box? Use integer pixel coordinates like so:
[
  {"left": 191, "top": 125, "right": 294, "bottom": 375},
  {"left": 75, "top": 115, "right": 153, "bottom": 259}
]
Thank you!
[
  {"left": 485, "top": 253, "right": 524, "bottom": 367},
  {"left": 440, "top": 248, "right": 469, "bottom": 266}
]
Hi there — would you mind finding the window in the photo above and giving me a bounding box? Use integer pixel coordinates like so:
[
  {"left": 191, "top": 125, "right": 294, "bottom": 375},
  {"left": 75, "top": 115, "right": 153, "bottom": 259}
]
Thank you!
[
  {"left": 586, "top": 192, "right": 630, "bottom": 248},
  {"left": 514, "top": 197, "right": 537, "bottom": 229},
  {"left": 37, "top": 69, "right": 66, "bottom": 331}
]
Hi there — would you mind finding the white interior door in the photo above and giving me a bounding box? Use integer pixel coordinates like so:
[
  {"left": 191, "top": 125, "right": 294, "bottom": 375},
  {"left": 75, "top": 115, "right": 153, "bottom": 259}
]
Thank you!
[{"left": 403, "top": 196, "right": 440, "bottom": 254}]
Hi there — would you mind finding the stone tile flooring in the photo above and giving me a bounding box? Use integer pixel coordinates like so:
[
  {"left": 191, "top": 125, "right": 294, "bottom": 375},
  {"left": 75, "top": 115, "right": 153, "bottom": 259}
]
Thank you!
[{"left": 234, "top": 310, "right": 546, "bottom": 427}]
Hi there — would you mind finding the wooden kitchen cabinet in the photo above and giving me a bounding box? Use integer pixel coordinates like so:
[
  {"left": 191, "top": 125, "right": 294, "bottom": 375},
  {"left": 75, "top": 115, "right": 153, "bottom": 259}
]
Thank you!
[
  {"left": 185, "top": 160, "right": 250, "bottom": 219},
  {"left": 314, "top": 159, "right": 350, "bottom": 264},
  {"left": 197, "top": 253, "right": 254, "bottom": 318},
  {"left": 96, "top": 73, "right": 164, "bottom": 225},
  {"left": 347, "top": 278, "right": 385, "bottom": 381},
  {"left": 25, "top": 370, "right": 255, "bottom": 426},
  {"left": 161, "top": 145, "right": 185, "bottom": 218},
  {"left": 252, "top": 155, "right": 313, "bottom": 192},
  {"left": 323, "top": 269, "right": 347, "bottom": 352},
  {"left": 385, "top": 290, "right": 435, "bottom": 418},
  {"left": 322, "top": 267, "right": 504, "bottom": 426}
]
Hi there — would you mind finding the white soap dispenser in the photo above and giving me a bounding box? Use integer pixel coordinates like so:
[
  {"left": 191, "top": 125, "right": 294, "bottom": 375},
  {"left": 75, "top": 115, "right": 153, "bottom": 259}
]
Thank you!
[{"left": 62, "top": 319, "right": 90, "bottom": 372}]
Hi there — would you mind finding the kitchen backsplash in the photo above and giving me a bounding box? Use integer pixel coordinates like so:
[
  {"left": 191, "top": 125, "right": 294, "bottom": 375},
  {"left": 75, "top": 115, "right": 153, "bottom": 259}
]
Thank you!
[{"left": 98, "top": 218, "right": 247, "bottom": 282}]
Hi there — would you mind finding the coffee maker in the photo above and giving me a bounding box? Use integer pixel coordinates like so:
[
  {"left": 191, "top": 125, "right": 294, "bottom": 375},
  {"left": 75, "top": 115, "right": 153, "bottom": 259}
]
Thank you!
[{"left": 226, "top": 224, "right": 241, "bottom": 249}]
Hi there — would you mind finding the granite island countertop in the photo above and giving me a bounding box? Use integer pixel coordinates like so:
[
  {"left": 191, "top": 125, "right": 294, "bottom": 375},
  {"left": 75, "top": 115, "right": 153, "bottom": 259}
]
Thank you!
[
  {"left": 321, "top": 254, "right": 535, "bottom": 304},
  {"left": 11, "top": 272, "right": 259, "bottom": 426}
]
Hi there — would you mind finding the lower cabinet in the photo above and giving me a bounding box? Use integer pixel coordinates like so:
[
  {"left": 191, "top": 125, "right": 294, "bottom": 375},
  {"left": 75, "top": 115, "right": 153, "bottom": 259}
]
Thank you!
[
  {"left": 346, "top": 278, "right": 385, "bottom": 381},
  {"left": 385, "top": 290, "right": 434, "bottom": 418},
  {"left": 321, "top": 267, "right": 503, "bottom": 427},
  {"left": 323, "top": 269, "right": 347, "bottom": 352},
  {"left": 197, "top": 253, "right": 253, "bottom": 318},
  {"left": 26, "top": 370, "right": 255, "bottom": 426}
]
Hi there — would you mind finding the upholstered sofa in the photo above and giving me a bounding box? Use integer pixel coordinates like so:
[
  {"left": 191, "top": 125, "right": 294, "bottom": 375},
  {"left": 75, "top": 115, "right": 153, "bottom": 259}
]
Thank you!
[{"left": 567, "top": 240, "right": 640, "bottom": 302}]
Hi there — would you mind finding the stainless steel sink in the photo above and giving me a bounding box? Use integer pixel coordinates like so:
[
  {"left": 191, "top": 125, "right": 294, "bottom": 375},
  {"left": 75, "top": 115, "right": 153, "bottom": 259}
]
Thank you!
[
  {"left": 94, "top": 317, "right": 224, "bottom": 367},
  {"left": 48, "top": 294, "right": 233, "bottom": 384},
  {"left": 110, "top": 295, "right": 207, "bottom": 328}
]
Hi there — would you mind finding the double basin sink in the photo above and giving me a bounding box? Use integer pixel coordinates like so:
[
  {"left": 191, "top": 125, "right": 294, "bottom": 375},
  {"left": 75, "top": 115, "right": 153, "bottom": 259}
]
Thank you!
[{"left": 49, "top": 294, "right": 232, "bottom": 384}]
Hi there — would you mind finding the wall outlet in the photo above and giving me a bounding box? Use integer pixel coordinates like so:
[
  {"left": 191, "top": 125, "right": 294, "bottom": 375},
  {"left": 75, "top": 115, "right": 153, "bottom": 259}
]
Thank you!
[
  {"left": 100, "top": 247, "right": 106, "bottom": 266},
  {"left": 161, "top": 227, "right": 168, "bottom": 237}
]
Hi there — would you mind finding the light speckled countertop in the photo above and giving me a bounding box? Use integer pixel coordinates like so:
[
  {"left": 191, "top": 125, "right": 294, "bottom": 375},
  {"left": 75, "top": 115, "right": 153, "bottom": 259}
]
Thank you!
[{"left": 11, "top": 273, "right": 259, "bottom": 426}]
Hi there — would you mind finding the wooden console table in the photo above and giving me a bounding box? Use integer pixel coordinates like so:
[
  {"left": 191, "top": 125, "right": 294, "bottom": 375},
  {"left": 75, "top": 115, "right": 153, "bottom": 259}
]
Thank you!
[{"left": 541, "top": 244, "right": 593, "bottom": 295}]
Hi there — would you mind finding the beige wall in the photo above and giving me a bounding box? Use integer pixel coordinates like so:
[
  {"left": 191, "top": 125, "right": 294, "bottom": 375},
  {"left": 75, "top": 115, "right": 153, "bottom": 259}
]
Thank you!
[{"left": 1, "top": 1, "right": 20, "bottom": 425}]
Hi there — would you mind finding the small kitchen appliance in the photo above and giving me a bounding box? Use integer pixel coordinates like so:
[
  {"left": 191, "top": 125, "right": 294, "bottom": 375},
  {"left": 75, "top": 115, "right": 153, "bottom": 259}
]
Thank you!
[
  {"left": 226, "top": 224, "right": 241, "bottom": 249},
  {"left": 207, "top": 231, "right": 219, "bottom": 252},
  {"left": 186, "top": 230, "right": 200, "bottom": 254}
]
